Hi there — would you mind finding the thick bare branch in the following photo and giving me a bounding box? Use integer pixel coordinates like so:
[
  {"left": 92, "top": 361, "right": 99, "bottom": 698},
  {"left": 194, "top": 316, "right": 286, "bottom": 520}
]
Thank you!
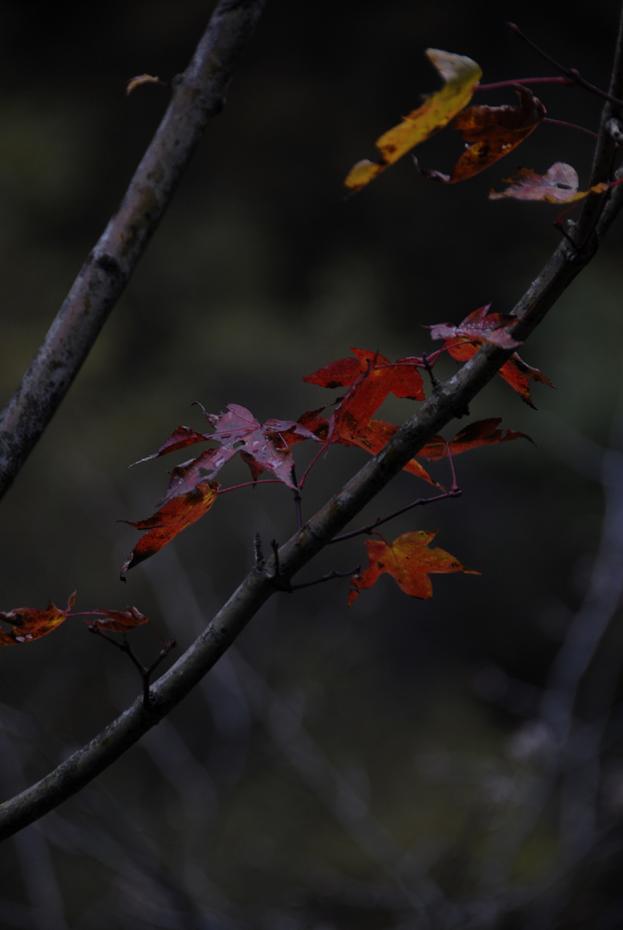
[{"left": 0, "top": 0, "right": 266, "bottom": 499}]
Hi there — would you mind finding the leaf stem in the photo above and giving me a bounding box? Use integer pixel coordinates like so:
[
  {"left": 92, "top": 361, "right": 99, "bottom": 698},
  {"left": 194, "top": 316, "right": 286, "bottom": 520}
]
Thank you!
[
  {"left": 288, "top": 567, "right": 360, "bottom": 592},
  {"left": 507, "top": 21, "right": 623, "bottom": 108},
  {"left": 329, "top": 488, "right": 462, "bottom": 544},
  {"left": 476, "top": 76, "right": 573, "bottom": 93},
  {"left": 543, "top": 117, "right": 598, "bottom": 139},
  {"left": 218, "top": 478, "right": 285, "bottom": 495}
]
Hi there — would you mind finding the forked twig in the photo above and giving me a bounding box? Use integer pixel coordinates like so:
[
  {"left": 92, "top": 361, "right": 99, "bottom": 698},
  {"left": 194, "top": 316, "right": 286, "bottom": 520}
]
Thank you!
[{"left": 89, "top": 628, "right": 176, "bottom": 709}]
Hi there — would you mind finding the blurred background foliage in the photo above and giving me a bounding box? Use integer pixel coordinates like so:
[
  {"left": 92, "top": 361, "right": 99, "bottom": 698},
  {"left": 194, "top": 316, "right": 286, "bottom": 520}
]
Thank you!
[{"left": 1, "top": 1, "right": 623, "bottom": 927}]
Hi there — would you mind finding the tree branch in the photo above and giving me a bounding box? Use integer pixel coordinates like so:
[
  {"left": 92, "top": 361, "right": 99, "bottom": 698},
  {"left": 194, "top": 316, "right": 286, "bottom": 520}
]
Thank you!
[
  {"left": 0, "top": 221, "right": 618, "bottom": 843},
  {"left": 0, "top": 0, "right": 266, "bottom": 499},
  {"left": 1, "top": 5, "right": 623, "bottom": 845}
]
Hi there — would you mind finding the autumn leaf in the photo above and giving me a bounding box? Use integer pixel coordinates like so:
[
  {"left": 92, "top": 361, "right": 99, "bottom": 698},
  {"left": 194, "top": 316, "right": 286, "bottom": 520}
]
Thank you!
[
  {"left": 430, "top": 305, "right": 553, "bottom": 407},
  {"left": 344, "top": 49, "right": 482, "bottom": 192},
  {"left": 429, "top": 304, "right": 521, "bottom": 349},
  {"left": 419, "top": 418, "right": 530, "bottom": 461},
  {"left": 304, "top": 348, "right": 425, "bottom": 430},
  {"left": 337, "top": 418, "right": 438, "bottom": 485},
  {"left": 132, "top": 425, "right": 209, "bottom": 466},
  {"left": 121, "top": 480, "right": 219, "bottom": 578},
  {"left": 426, "top": 87, "right": 546, "bottom": 183},
  {"left": 348, "top": 531, "right": 479, "bottom": 604},
  {"left": 489, "top": 161, "right": 610, "bottom": 204},
  {"left": 78, "top": 606, "right": 149, "bottom": 633},
  {"left": 0, "top": 592, "right": 77, "bottom": 645},
  {"left": 204, "top": 404, "right": 319, "bottom": 488},
  {"left": 126, "top": 74, "right": 163, "bottom": 95},
  {"left": 135, "top": 404, "right": 319, "bottom": 500}
]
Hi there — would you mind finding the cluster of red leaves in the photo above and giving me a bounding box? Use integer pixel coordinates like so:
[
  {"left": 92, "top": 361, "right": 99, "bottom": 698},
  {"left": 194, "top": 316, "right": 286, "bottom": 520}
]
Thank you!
[
  {"left": 0, "top": 592, "right": 147, "bottom": 647},
  {"left": 344, "top": 48, "right": 609, "bottom": 205},
  {"left": 121, "top": 313, "right": 547, "bottom": 588}
]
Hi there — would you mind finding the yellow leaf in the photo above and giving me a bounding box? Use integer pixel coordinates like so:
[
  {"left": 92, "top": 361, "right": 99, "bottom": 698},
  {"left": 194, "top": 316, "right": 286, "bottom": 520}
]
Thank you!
[{"left": 345, "top": 49, "right": 482, "bottom": 192}]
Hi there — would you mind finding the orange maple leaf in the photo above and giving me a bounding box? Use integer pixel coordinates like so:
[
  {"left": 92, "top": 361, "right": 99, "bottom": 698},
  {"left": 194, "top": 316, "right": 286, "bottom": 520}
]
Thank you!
[{"left": 348, "top": 531, "right": 479, "bottom": 604}]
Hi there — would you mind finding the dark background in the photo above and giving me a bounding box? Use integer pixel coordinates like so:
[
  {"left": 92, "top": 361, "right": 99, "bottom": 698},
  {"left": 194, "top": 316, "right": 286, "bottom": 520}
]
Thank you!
[{"left": 1, "top": 1, "right": 623, "bottom": 927}]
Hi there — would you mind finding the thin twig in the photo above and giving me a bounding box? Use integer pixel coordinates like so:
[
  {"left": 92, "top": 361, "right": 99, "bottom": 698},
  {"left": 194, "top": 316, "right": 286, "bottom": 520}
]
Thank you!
[
  {"left": 543, "top": 117, "right": 598, "bottom": 139},
  {"left": 299, "top": 439, "right": 331, "bottom": 488},
  {"left": 291, "top": 465, "right": 303, "bottom": 529},
  {"left": 89, "top": 628, "right": 176, "bottom": 708},
  {"left": 507, "top": 21, "right": 623, "bottom": 108},
  {"left": 288, "top": 567, "right": 360, "bottom": 592},
  {"left": 477, "top": 76, "right": 574, "bottom": 92},
  {"left": 218, "top": 477, "right": 285, "bottom": 495},
  {"left": 329, "top": 488, "right": 462, "bottom": 544}
]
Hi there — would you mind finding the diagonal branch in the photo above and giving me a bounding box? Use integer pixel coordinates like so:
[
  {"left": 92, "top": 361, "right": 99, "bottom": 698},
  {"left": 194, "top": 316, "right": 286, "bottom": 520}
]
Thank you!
[
  {"left": 1, "top": 5, "right": 623, "bottom": 845},
  {"left": 0, "top": 0, "right": 266, "bottom": 500},
  {"left": 0, "top": 225, "right": 618, "bottom": 844}
]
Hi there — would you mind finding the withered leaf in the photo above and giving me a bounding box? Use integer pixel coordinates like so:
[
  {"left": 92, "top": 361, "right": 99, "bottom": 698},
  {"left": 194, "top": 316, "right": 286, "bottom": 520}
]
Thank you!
[
  {"left": 419, "top": 418, "right": 529, "bottom": 461},
  {"left": 426, "top": 87, "right": 546, "bottom": 183},
  {"left": 348, "top": 531, "right": 479, "bottom": 604},
  {"left": 121, "top": 480, "right": 219, "bottom": 578},
  {"left": 345, "top": 49, "right": 482, "bottom": 192},
  {"left": 80, "top": 606, "right": 149, "bottom": 633},
  {"left": 489, "top": 161, "right": 610, "bottom": 204},
  {"left": 126, "top": 74, "right": 162, "bottom": 95},
  {"left": 430, "top": 305, "right": 552, "bottom": 407},
  {"left": 0, "top": 592, "right": 77, "bottom": 645}
]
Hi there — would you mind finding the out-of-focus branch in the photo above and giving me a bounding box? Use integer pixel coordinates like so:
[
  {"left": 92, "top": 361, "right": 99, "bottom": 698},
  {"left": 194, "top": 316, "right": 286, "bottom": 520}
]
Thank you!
[{"left": 0, "top": 0, "right": 266, "bottom": 499}]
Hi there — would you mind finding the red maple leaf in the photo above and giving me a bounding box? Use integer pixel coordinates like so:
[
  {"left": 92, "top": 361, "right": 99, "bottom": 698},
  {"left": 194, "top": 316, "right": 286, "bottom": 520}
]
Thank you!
[{"left": 136, "top": 404, "right": 318, "bottom": 498}]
